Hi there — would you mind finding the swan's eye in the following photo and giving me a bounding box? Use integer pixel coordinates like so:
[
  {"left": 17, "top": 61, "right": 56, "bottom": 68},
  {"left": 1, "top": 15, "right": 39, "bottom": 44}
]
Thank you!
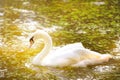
[{"left": 29, "top": 36, "right": 34, "bottom": 43}]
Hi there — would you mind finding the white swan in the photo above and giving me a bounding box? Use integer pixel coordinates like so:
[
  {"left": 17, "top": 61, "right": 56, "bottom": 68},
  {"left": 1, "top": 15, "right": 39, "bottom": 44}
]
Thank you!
[{"left": 29, "top": 30, "right": 112, "bottom": 67}]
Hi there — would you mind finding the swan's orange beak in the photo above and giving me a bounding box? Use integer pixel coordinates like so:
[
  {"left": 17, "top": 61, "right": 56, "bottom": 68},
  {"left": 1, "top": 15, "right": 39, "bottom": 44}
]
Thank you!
[{"left": 29, "top": 41, "right": 34, "bottom": 48}]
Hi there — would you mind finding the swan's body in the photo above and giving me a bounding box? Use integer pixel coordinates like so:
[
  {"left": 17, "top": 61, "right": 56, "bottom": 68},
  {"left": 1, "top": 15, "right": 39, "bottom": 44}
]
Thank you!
[{"left": 29, "top": 30, "right": 112, "bottom": 67}]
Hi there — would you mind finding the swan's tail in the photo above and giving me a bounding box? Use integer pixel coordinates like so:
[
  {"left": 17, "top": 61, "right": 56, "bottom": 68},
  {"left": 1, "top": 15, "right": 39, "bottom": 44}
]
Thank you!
[{"left": 101, "top": 54, "right": 113, "bottom": 62}]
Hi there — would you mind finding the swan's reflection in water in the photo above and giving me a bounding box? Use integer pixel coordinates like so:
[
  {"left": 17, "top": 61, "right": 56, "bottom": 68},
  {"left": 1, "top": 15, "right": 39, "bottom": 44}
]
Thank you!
[{"left": 25, "top": 58, "right": 120, "bottom": 80}]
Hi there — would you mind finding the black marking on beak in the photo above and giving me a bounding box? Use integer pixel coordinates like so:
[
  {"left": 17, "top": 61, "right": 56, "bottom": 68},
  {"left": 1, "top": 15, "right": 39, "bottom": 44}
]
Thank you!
[{"left": 29, "top": 36, "right": 34, "bottom": 43}]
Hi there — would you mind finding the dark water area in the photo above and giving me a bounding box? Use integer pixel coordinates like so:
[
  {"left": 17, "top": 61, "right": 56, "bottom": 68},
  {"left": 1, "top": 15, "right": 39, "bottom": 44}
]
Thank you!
[{"left": 0, "top": 0, "right": 120, "bottom": 80}]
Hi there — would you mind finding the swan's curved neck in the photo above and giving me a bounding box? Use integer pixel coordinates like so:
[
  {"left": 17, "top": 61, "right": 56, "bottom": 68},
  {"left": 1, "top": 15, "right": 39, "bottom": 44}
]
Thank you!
[{"left": 32, "top": 31, "right": 52, "bottom": 65}]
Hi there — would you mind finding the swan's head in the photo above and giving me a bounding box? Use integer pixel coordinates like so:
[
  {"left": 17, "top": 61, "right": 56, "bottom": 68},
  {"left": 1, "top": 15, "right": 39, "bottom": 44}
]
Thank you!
[{"left": 29, "top": 30, "right": 52, "bottom": 48}]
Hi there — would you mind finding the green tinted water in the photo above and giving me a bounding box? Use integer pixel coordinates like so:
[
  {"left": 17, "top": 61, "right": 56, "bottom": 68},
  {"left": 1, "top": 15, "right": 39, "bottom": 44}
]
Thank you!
[{"left": 0, "top": 0, "right": 120, "bottom": 80}]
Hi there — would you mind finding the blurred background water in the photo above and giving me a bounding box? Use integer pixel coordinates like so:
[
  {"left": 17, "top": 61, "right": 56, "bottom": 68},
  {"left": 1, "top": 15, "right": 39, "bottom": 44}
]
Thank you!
[{"left": 0, "top": 0, "right": 120, "bottom": 80}]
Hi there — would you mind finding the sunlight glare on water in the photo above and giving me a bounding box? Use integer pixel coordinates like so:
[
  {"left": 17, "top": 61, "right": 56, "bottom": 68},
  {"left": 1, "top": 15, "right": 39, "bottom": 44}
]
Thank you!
[
  {"left": 1, "top": 0, "right": 120, "bottom": 80},
  {"left": 94, "top": 65, "right": 116, "bottom": 73}
]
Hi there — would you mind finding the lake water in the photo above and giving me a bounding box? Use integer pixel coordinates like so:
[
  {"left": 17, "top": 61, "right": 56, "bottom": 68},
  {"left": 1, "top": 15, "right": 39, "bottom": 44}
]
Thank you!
[{"left": 0, "top": 0, "right": 120, "bottom": 80}]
